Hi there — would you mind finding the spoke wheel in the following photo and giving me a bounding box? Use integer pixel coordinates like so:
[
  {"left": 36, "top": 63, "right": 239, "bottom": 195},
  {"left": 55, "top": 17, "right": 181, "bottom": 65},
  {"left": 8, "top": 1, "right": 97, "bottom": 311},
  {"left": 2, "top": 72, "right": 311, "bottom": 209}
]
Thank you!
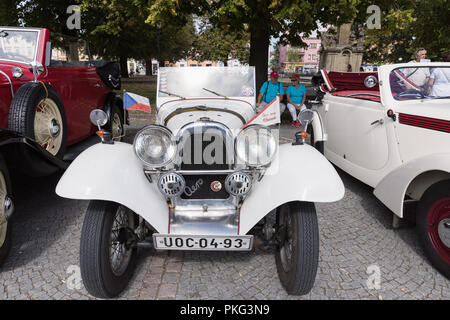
[
  {"left": 111, "top": 112, "right": 123, "bottom": 141},
  {"left": 80, "top": 201, "right": 137, "bottom": 298},
  {"left": 8, "top": 82, "right": 67, "bottom": 176},
  {"left": 0, "top": 170, "right": 7, "bottom": 249},
  {"left": 109, "top": 206, "right": 133, "bottom": 277},
  {"left": 275, "top": 201, "right": 319, "bottom": 295},
  {"left": 34, "top": 98, "right": 64, "bottom": 156},
  {"left": 0, "top": 156, "right": 12, "bottom": 266}
]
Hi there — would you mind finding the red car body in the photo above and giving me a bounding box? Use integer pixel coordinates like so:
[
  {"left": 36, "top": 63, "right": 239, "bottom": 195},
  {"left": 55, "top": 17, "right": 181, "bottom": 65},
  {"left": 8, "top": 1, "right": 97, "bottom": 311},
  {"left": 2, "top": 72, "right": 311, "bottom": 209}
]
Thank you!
[{"left": 0, "top": 27, "right": 112, "bottom": 146}]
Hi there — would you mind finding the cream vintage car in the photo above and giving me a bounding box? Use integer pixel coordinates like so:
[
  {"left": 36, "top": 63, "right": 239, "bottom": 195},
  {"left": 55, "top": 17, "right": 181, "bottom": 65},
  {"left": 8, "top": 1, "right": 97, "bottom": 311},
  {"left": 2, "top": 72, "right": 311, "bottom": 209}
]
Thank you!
[
  {"left": 56, "top": 66, "right": 344, "bottom": 298},
  {"left": 310, "top": 62, "right": 450, "bottom": 278}
]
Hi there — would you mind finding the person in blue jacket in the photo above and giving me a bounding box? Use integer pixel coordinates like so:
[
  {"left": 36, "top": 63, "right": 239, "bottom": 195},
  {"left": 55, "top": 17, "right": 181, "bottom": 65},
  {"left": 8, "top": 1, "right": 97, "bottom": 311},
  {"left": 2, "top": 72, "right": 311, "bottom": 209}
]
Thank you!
[
  {"left": 286, "top": 74, "right": 306, "bottom": 127},
  {"left": 255, "top": 70, "right": 286, "bottom": 114}
]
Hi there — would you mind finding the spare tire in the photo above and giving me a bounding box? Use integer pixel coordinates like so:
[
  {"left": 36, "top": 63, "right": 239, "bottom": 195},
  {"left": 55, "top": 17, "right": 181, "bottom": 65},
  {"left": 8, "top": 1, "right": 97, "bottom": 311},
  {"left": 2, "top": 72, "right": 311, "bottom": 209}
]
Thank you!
[{"left": 8, "top": 82, "right": 67, "bottom": 176}]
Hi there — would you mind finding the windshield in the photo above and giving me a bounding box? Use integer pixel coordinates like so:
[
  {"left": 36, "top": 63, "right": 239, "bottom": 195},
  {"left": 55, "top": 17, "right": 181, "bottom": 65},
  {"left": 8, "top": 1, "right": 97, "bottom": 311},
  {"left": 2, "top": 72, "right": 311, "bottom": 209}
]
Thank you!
[
  {"left": 158, "top": 66, "right": 255, "bottom": 98},
  {"left": 0, "top": 29, "right": 39, "bottom": 64},
  {"left": 390, "top": 66, "right": 450, "bottom": 100}
]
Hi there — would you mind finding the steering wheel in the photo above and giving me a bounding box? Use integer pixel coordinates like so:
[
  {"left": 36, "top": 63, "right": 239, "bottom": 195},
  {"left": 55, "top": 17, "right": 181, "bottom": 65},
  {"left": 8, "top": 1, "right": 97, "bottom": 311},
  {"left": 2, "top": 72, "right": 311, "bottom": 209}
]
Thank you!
[{"left": 396, "top": 89, "right": 426, "bottom": 100}]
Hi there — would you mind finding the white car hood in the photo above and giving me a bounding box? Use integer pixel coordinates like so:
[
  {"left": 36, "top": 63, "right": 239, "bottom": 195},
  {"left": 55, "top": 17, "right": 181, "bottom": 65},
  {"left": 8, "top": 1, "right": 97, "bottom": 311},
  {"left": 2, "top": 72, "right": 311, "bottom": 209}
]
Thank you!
[{"left": 156, "top": 98, "right": 256, "bottom": 132}]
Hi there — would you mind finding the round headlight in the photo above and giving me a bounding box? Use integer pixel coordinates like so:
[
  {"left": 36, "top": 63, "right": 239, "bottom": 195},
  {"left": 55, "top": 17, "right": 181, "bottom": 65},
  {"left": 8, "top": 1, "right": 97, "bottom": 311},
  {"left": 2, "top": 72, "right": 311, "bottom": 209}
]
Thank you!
[
  {"left": 11, "top": 67, "right": 23, "bottom": 78},
  {"left": 134, "top": 125, "right": 176, "bottom": 168},
  {"left": 235, "top": 125, "right": 277, "bottom": 167}
]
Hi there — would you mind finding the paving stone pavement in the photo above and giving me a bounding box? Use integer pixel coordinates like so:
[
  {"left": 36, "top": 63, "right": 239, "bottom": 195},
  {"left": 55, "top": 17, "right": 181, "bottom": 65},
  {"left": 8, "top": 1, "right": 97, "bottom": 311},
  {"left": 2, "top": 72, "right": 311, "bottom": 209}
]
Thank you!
[{"left": 0, "top": 112, "right": 448, "bottom": 300}]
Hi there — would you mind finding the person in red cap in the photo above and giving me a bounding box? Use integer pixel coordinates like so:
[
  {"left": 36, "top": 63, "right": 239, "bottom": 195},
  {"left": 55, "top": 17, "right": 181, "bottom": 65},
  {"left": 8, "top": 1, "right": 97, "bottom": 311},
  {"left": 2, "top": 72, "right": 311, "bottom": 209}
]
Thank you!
[
  {"left": 256, "top": 70, "right": 286, "bottom": 114},
  {"left": 286, "top": 74, "right": 307, "bottom": 127}
]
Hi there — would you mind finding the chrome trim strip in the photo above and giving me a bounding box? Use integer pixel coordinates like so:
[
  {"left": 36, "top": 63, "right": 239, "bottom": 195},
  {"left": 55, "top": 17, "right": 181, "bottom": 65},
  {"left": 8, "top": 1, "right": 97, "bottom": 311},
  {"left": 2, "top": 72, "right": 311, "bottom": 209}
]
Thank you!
[{"left": 0, "top": 70, "right": 14, "bottom": 97}]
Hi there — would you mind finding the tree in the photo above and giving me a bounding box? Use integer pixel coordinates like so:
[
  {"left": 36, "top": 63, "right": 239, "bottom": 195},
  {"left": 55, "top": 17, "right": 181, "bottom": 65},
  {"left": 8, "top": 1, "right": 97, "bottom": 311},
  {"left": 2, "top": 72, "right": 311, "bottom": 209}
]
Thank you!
[
  {"left": 191, "top": 17, "right": 250, "bottom": 65},
  {"left": 355, "top": 0, "right": 449, "bottom": 64},
  {"left": 145, "top": 0, "right": 359, "bottom": 90},
  {"left": 81, "top": 0, "right": 195, "bottom": 77},
  {"left": 0, "top": 0, "right": 21, "bottom": 26}
]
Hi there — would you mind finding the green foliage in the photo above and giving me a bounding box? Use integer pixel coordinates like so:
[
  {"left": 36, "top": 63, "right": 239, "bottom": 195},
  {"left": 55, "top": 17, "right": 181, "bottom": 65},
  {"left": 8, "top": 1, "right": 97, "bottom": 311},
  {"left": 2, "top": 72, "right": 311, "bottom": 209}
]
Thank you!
[
  {"left": 191, "top": 17, "right": 249, "bottom": 64},
  {"left": 0, "top": 0, "right": 21, "bottom": 26},
  {"left": 360, "top": 0, "right": 450, "bottom": 63}
]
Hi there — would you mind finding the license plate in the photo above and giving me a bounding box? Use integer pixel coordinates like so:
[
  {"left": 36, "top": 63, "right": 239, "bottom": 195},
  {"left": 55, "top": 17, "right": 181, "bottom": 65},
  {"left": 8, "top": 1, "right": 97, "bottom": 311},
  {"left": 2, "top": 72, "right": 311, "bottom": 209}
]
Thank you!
[{"left": 153, "top": 234, "right": 253, "bottom": 251}]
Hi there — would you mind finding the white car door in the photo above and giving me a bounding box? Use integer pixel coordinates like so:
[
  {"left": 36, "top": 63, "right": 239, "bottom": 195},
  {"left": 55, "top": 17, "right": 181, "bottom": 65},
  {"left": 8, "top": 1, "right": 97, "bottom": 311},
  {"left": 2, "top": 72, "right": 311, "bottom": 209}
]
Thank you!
[{"left": 323, "top": 94, "right": 390, "bottom": 172}]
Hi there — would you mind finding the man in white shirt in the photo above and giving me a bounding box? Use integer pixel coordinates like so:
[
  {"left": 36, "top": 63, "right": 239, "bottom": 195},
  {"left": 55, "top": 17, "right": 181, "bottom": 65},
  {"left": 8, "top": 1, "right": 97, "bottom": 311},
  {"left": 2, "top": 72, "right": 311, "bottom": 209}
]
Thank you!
[{"left": 402, "top": 48, "right": 430, "bottom": 90}]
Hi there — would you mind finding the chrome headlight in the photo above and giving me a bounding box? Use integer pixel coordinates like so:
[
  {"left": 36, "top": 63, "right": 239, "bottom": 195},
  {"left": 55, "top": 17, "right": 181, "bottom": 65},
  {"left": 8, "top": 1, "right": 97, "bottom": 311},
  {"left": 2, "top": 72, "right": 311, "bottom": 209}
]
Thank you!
[
  {"left": 134, "top": 125, "right": 176, "bottom": 168},
  {"left": 235, "top": 125, "right": 277, "bottom": 167},
  {"left": 11, "top": 67, "right": 23, "bottom": 78}
]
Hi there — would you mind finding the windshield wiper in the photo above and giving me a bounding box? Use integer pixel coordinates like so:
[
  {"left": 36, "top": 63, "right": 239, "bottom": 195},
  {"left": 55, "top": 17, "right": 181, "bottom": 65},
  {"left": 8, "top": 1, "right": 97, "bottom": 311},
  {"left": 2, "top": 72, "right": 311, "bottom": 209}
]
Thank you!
[
  {"left": 202, "top": 87, "right": 228, "bottom": 99},
  {"left": 159, "top": 90, "right": 185, "bottom": 99}
]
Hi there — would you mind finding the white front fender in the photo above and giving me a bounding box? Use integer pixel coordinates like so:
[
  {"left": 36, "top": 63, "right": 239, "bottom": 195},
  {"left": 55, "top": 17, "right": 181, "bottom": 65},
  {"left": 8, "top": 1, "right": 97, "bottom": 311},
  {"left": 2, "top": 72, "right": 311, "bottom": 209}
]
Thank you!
[
  {"left": 56, "top": 142, "right": 169, "bottom": 233},
  {"left": 56, "top": 142, "right": 344, "bottom": 236},
  {"left": 239, "top": 143, "right": 344, "bottom": 234}
]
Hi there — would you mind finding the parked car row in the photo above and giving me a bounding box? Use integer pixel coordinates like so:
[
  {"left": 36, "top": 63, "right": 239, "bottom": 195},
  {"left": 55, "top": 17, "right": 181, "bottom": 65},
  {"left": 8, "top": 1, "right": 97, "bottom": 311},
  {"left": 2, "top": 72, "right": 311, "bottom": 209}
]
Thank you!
[
  {"left": 1, "top": 26, "right": 448, "bottom": 299},
  {"left": 309, "top": 63, "right": 450, "bottom": 278},
  {"left": 0, "top": 27, "right": 126, "bottom": 265}
]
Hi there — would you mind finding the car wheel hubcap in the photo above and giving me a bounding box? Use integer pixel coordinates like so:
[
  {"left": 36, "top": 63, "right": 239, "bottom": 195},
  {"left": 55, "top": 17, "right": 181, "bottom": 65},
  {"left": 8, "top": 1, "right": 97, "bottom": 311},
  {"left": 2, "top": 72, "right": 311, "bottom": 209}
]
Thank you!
[
  {"left": 109, "top": 206, "right": 133, "bottom": 277},
  {"left": 0, "top": 172, "right": 8, "bottom": 248},
  {"left": 34, "top": 98, "right": 63, "bottom": 155},
  {"left": 427, "top": 197, "right": 450, "bottom": 264},
  {"left": 437, "top": 218, "right": 450, "bottom": 248}
]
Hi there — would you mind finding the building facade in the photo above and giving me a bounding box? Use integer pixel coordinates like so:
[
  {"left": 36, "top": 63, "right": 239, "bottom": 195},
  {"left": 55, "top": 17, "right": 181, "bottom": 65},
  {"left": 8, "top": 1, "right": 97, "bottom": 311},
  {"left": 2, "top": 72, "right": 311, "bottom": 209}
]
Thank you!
[{"left": 279, "top": 38, "right": 321, "bottom": 74}]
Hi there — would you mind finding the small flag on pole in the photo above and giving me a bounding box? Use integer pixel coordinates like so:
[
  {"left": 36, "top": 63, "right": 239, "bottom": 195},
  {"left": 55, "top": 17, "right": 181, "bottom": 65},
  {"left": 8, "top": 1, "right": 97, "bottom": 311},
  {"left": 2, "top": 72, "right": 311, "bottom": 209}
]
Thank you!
[
  {"left": 123, "top": 92, "right": 151, "bottom": 112},
  {"left": 241, "top": 97, "right": 280, "bottom": 128}
]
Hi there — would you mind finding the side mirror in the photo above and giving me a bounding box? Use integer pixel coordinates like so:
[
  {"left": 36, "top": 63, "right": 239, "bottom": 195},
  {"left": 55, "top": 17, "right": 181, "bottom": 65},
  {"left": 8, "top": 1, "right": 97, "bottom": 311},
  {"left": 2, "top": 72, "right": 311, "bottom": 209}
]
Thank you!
[
  {"left": 298, "top": 109, "right": 314, "bottom": 127},
  {"left": 90, "top": 109, "right": 108, "bottom": 129}
]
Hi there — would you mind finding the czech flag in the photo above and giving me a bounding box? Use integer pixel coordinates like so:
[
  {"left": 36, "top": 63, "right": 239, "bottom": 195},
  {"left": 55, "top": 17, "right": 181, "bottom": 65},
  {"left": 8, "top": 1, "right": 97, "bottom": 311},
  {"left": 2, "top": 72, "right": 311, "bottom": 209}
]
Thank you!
[{"left": 123, "top": 92, "right": 151, "bottom": 112}]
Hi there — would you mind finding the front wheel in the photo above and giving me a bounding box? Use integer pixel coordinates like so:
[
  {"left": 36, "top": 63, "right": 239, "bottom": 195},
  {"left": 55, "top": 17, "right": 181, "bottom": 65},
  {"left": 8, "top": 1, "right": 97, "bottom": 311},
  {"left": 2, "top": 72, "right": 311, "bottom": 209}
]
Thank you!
[
  {"left": 416, "top": 181, "right": 450, "bottom": 278},
  {"left": 80, "top": 201, "right": 137, "bottom": 298},
  {"left": 109, "top": 102, "right": 124, "bottom": 141},
  {"left": 8, "top": 83, "right": 67, "bottom": 176},
  {"left": 0, "top": 156, "right": 12, "bottom": 266},
  {"left": 275, "top": 201, "right": 319, "bottom": 295}
]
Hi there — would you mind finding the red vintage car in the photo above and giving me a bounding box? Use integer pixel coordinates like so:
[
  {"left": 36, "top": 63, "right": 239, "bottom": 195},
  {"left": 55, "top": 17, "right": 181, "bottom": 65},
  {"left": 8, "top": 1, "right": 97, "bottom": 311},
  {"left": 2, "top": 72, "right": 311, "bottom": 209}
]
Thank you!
[{"left": 0, "top": 26, "right": 125, "bottom": 175}]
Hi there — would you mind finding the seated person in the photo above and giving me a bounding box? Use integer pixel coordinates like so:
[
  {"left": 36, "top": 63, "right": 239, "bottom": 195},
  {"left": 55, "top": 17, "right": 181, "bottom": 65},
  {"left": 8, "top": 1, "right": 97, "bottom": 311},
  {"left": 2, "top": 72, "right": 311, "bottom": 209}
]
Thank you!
[
  {"left": 256, "top": 70, "right": 286, "bottom": 114},
  {"left": 286, "top": 74, "right": 306, "bottom": 127}
]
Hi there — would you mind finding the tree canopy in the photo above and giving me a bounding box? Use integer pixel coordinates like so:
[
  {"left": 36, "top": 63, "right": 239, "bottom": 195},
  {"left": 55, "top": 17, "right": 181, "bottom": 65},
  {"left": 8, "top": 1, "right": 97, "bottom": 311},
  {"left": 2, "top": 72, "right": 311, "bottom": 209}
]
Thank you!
[{"left": 360, "top": 0, "right": 450, "bottom": 63}]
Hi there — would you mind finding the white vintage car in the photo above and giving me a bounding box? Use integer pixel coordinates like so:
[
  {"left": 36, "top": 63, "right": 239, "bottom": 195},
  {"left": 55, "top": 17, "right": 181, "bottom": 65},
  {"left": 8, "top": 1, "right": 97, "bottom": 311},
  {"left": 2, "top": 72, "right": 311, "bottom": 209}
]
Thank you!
[
  {"left": 56, "top": 66, "right": 344, "bottom": 298},
  {"left": 310, "top": 62, "right": 450, "bottom": 278}
]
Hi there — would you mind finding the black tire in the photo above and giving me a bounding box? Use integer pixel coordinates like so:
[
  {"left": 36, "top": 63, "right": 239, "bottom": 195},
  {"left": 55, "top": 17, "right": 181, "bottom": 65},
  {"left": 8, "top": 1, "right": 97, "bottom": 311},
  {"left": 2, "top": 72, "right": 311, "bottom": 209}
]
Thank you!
[
  {"left": 8, "top": 82, "right": 67, "bottom": 176},
  {"left": 0, "top": 155, "right": 12, "bottom": 267},
  {"left": 275, "top": 201, "right": 319, "bottom": 295},
  {"left": 80, "top": 200, "right": 137, "bottom": 298},
  {"left": 416, "top": 180, "right": 450, "bottom": 278}
]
